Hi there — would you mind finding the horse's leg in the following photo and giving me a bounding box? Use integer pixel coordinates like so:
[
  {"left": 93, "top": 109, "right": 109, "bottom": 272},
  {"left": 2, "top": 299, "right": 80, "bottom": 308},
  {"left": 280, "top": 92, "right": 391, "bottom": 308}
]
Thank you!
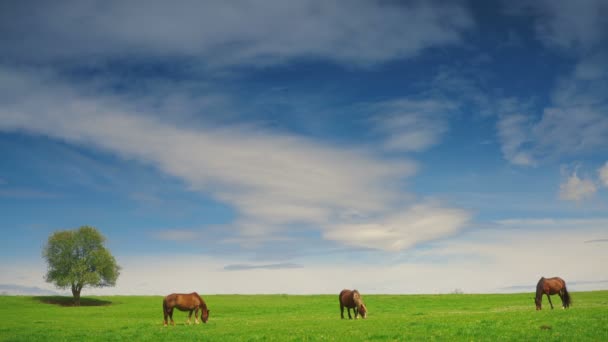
[
  {"left": 347, "top": 307, "right": 352, "bottom": 319},
  {"left": 546, "top": 294, "right": 554, "bottom": 309},
  {"left": 163, "top": 307, "right": 168, "bottom": 326},
  {"left": 354, "top": 307, "right": 359, "bottom": 320},
  {"left": 169, "top": 308, "right": 175, "bottom": 326},
  {"left": 195, "top": 307, "right": 200, "bottom": 324},
  {"left": 187, "top": 310, "right": 193, "bottom": 325},
  {"left": 340, "top": 304, "right": 345, "bottom": 319}
]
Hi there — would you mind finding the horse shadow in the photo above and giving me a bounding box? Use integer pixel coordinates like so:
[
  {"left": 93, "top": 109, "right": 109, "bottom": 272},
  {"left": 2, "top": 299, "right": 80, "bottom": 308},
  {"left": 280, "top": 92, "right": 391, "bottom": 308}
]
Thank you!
[{"left": 33, "top": 296, "right": 113, "bottom": 307}]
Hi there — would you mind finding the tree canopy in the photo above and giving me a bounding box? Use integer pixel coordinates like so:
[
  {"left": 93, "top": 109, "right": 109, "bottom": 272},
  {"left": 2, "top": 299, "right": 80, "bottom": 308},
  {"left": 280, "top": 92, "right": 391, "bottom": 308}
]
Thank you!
[{"left": 42, "top": 226, "right": 120, "bottom": 305}]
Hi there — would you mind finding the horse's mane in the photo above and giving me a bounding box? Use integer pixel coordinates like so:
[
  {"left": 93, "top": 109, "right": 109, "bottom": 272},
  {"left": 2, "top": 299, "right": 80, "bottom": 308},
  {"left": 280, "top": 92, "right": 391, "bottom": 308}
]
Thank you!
[
  {"left": 535, "top": 277, "right": 545, "bottom": 298},
  {"left": 192, "top": 292, "right": 208, "bottom": 309},
  {"left": 352, "top": 289, "right": 364, "bottom": 306}
]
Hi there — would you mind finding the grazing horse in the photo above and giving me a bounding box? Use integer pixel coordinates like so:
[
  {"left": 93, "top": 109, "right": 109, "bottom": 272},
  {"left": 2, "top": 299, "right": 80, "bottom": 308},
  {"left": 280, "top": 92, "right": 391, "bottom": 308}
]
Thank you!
[
  {"left": 535, "top": 277, "right": 571, "bottom": 310},
  {"left": 163, "top": 292, "right": 210, "bottom": 326},
  {"left": 339, "top": 289, "right": 368, "bottom": 319}
]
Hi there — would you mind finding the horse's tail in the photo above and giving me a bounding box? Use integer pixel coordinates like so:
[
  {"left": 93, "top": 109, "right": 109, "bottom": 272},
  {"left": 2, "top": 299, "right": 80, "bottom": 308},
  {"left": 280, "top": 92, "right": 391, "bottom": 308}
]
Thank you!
[
  {"left": 562, "top": 284, "right": 572, "bottom": 308},
  {"left": 162, "top": 297, "right": 167, "bottom": 314}
]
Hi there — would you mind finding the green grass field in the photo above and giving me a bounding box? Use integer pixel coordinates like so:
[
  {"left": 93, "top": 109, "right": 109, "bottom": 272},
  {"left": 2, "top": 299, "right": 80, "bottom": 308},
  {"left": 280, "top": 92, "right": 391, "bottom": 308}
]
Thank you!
[{"left": 1, "top": 291, "right": 607, "bottom": 341}]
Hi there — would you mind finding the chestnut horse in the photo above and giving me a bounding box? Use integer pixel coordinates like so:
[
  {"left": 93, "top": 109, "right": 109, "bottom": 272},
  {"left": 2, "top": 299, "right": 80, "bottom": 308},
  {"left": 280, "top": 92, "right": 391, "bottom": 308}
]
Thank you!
[
  {"left": 535, "top": 277, "right": 571, "bottom": 310},
  {"left": 339, "top": 289, "right": 367, "bottom": 319},
  {"left": 163, "top": 292, "right": 210, "bottom": 326}
]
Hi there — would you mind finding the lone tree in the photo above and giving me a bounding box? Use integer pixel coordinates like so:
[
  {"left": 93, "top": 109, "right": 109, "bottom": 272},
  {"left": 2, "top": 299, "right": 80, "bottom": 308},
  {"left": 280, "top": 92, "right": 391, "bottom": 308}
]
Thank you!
[{"left": 42, "top": 226, "right": 120, "bottom": 305}]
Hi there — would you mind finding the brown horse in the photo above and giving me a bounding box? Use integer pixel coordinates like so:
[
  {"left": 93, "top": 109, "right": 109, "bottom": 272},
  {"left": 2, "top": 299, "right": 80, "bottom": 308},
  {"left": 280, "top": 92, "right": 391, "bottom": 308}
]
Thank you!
[
  {"left": 339, "top": 289, "right": 367, "bottom": 319},
  {"left": 535, "top": 277, "right": 571, "bottom": 310},
  {"left": 163, "top": 292, "right": 210, "bottom": 326}
]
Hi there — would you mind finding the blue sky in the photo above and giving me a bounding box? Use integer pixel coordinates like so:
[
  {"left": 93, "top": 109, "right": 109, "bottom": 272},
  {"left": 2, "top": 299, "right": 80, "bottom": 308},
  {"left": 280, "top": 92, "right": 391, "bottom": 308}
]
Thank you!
[{"left": 1, "top": 0, "right": 607, "bottom": 295}]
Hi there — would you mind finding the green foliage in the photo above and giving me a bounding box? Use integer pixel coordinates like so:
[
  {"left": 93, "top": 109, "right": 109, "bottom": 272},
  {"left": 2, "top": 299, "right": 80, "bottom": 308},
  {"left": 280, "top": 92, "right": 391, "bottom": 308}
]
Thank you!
[
  {"left": 0, "top": 291, "right": 607, "bottom": 341},
  {"left": 42, "top": 226, "right": 120, "bottom": 304}
]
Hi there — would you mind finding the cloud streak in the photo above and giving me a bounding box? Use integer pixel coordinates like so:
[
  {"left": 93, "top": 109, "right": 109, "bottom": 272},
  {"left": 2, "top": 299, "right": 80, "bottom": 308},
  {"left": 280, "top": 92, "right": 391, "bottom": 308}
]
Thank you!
[
  {"left": 498, "top": 1, "right": 608, "bottom": 167},
  {"left": 223, "top": 263, "right": 303, "bottom": 271},
  {"left": 371, "top": 99, "right": 455, "bottom": 152},
  {"left": 497, "top": 78, "right": 608, "bottom": 166},
  {"left": 599, "top": 162, "right": 608, "bottom": 187},
  {"left": 324, "top": 202, "right": 470, "bottom": 252},
  {"left": 497, "top": 114, "right": 536, "bottom": 166},
  {"left": 0, "top": 67, "right": 470, "bottom": 252},
  {"left": 0, "top": 284, "right": 60, "bottom": 296},
  {"left": 6, "top": 217, "right": 606, "bottom": 295},
  {"left": 0, "top": 0, "right": 473, "bottom": 67},
  {"left": 528, "top": 0, "right": 608, "bottom": 52}
]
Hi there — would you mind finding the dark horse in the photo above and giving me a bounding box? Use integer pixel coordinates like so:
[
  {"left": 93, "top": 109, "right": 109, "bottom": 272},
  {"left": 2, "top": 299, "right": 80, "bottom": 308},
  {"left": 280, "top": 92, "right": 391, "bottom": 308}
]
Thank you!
[
  {"left": 163, "top": 292, "right": 210, "bottom": 326},
  {"left": 535, "top": 277, "right": 571, "bottom": 310},
  {"left": 339, "top": 289, "right": 367, "bottom": 319}
]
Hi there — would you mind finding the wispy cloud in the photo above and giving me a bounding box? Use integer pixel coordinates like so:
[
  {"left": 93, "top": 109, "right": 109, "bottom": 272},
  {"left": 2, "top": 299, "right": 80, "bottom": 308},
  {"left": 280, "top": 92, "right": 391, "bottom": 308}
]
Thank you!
[
  {"left": 0, "top": 284, "right": 60, "bottom": 295},
  {"left": 223, "top": 263, "right": 303, "bottom": 271},
  {"left": 504, "top": 0, "right": 608, "bottom": 52},
  {"left": 598, "top": 162, "right": 608, "bottom": 187},
  {"left": 584, "top": 239, "right": 608, "bottom": 244},
  {"left": 10, "top": 217, "right": 606, "bottom": 295},
  {"left": 0, "top": 67, "right": 470, "bottom": 252},
  {"left": 497, "top": 1, "right": 608, "bottom": 167},
  {"left": 500, "top": 279, "right": 608, "bottom": 291},
  {"left": 0, "top": 1, "right": 473, "bottom": 67},
  {"left": 497, "top": 114, "right": 536, "bottom": 166},
  {"left": 559, "top": 170, "right": 597, "bottom": 202},
  {"left": 323, "top": 202, "right": 471, "bottom": 252},
  {"left": 533, "top": 0, "right": 607, "bottom": 52},
  {"left": 0, "top": 188, "right": 61, "bottom": 199},
  {"left": 371, "top": 99, "right": 455, "bottom": 152},
  {"left": 152, "top": 230, "right": 203, "bottom": 242},
  {"left": 497, "top": 78, "right": 608, "bottom": 166}
]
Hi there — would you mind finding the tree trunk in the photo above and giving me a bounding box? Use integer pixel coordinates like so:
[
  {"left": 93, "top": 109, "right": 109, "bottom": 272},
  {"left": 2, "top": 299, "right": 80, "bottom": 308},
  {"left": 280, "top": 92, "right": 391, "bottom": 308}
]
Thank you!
[{"left": 72, "top": 285, "right": 82, "bottom": 306}]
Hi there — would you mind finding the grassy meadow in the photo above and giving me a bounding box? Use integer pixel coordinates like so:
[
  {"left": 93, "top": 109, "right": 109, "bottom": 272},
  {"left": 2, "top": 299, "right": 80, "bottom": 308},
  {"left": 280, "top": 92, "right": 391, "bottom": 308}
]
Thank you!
[{"left": 1, "top": 291, "right": 607, "bottom": 341}]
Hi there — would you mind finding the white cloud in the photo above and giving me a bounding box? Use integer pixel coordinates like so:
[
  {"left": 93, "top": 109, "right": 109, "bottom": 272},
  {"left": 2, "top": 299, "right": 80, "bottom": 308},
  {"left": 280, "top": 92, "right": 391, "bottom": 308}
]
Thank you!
[
  {"left": 574, "top": 52, "right": 608, "bottom": 81},
  {"left": 599, "top": 162, "right": 608, "bottom": 187},
  {"left": 5, "top": 218, "right": 606, "bottom": 295},
  {"left": 497, "top": 1, "right": 608, "bottom": 167},
  {"left": 0, "top": 67, "right": 471, "bottom": 251},
  {"left": 152, "top": 230, "right": 203, "bottom": 242},
  {"left": 323, "top": 202, "right": 470, "bottom": 252},
  {"left": 0, "top": 188, "right": 61, "bottom": 199},
  {"left": 535, "top": 107, "right": 608, "bottom": 156},
  {"left": 506, "top": 0, "right": 608, "bottom": 52},
  {"left": 224, "top": 263, "right": 303, "bottom": 271},
  {"left": 497, "top": 114, "right": 536, "bottom": 166},
  {"left": 0, "top": 0, "right": 473, "bottom": 67},
  {"left": 497, "top": 79, "right": 608, "bottom": 166},
  {"left": 559, "top": 171, "right": 597, "bottom": 201},
  {"left": 371, "top": 99, "right": 455, "bottom": 152}
]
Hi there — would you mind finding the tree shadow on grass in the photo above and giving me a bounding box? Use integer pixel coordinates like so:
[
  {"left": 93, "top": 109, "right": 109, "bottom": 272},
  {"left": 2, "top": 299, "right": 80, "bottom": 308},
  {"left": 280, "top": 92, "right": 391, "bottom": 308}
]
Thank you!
[{"left": 34, "top": 296, "right": 113, "bottom": 307}]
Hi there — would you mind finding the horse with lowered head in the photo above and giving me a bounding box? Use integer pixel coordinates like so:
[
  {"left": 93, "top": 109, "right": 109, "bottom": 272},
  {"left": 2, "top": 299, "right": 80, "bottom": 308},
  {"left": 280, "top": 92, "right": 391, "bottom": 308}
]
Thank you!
[
  {"left": 163, "top": 292, "right": 210, "bottom": 326},
  {"left": 535, "top": 277, "right": 571, "bottom": 310},
  {"left": 339, "top": 289, "right": 367, "bottom": 319}
]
